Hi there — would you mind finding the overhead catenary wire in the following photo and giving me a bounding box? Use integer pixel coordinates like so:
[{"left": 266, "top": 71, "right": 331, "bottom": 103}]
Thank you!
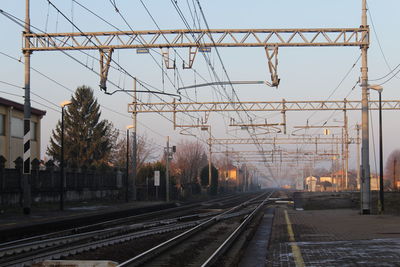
[
  {"left": 0, "top": 6, "right": 241, "bottom": 159},
  {"left": 0, "top": 9, "right": 205, "bottom": 138},
  {"left": 367, "top": 1, "right": 399, "bottom": 81},
  {"left": 1, "top": 8, "right": 233, "bottom": 155},
  {"left": 182, "top": 0, "right": 278, "bottom": 183},
  {"left": 71, "top": 0, "right": 254, "bottom": 147},
  {"left": 103, "top": 0, "right": 247, "bottom": 144},
  {"left": 0, "top": 49, "right": 170, "bottom": 143}
]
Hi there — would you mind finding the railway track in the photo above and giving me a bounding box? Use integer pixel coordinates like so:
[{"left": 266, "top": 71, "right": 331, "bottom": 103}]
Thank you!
[
  {"left": 0, "top": 192, "right": 268, "bottom": 267},
  {"left": 118, "top": 191, "right": 274, "bottom": 267}
]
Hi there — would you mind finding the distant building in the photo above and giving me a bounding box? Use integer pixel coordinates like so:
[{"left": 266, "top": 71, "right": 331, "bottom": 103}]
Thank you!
[
  {"left": 370, "top": 174, "right": 380, "bottom": 191},
  {"left": 295, "top": 176, "right": 304, "bottom": 190},
  {"left": 0, "top": 97, "right": 46, "bottom": 168},
  {"left": 305, "top": 176, "right": 317, "bottom": 192},
  {"left": 320, "top": 176, "right": 333, "bottom": 183}
]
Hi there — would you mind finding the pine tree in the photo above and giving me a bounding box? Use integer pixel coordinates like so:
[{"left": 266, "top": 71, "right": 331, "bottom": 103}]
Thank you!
[{"left": 47, "top": 86, "right": 117, "bottom": 169}]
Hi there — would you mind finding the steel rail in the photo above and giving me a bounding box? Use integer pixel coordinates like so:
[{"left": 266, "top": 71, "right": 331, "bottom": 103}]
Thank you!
[
  {"left": 0, "top": 193, "right": 259, "bottom": 266},
  {"left": 117, "top": 191, "right": 271, "bottom": 267},
  {"left": 0, "top": 221, "right": 200, "bottom": 267},
  {"left": 201, "top": 194, "right": 273, "bottom": 266},
  {"left": 0, "top": 193, "right": 240, "bottom": 249},
  {"left": 0, "top": 195, "right": 262, "bottom": 267}
]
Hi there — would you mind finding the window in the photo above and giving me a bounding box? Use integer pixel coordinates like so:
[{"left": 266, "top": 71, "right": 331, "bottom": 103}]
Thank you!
[
  {"left": 11, "top": 117, "right": 23, "bottom": 138},
  {"left": 30, "top": 121, "right": 37, "bottom": 141},
  {"left": 11, "top": 117, "right": 37, "bottom": 140},
  {"left": 0, "top": 114, "right": 4, "bottom": 136}
]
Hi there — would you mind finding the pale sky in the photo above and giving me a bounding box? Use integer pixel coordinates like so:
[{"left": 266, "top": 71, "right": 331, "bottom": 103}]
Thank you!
[{"left": 1, "top": 1, "right": 399, "bottom": 184}]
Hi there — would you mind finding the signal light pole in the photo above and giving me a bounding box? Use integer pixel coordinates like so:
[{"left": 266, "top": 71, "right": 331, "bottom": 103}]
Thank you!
[
  {"left": 369, "top": 85, "right": 384, "bottom": 213},
  {"left": 60, "top": 100, "right": 72, "bottom": 211}
]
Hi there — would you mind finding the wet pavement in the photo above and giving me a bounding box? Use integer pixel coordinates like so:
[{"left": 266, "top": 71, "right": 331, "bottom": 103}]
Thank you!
[
  {"left": 267, "top": 207, "right": 400, "bottom": 267},
  {"left": 239, "top": 207, "right": 274, "bottom": 267}
]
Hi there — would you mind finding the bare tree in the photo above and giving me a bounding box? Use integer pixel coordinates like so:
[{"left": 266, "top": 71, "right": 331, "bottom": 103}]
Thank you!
[
  {"left": 173, "top": 140, "right": 205, "bottom": 190},
  {"left": 111, "top": 134, "right": 158, "bottom": 171},
  {"left": 385, "top": 149, "right": 400, "bottom": 190}
]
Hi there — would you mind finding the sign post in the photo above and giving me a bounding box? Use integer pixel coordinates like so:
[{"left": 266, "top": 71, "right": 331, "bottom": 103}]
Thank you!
[{"left": 154, "top": 171, "right": 160, "bottom": 200}]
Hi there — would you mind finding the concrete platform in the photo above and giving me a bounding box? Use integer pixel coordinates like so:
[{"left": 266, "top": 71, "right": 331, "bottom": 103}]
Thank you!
[
  {"left": 0, "top": 201, "right": 172, "bottom": 232},
  {"left": 267, "top": 207, "right": 400, "bottom": 266},
  {"left": 239, "top": 208, "right": 274, "bottom": 267}
]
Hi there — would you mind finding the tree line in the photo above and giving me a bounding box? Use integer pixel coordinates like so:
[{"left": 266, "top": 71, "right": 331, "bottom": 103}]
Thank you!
[{"left": 46, "top": 86, "right": 223, "bottom": 195}]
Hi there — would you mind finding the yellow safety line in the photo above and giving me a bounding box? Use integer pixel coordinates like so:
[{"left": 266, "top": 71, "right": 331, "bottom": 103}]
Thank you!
[{"left": 284, "top": 209, "right": 305, "bottom": 267}]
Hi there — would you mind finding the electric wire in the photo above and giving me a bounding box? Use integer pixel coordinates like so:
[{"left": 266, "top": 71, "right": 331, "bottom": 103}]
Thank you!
[
  {"left": 103, "top": 0, "right": 247, "bottom": 145},
  {"left": 1, "top": 7, "right": 225, "bottom": 155},
  {"left": 170, "top": 0, "right": 277, "bottom": 182},
  {"left": 367, "top": 1, "right": 399, "bottom": 81},
  {"left": 0, "top": 9, "right": 202, "bottom": 138},
  {"left": 0, "top": 50, "right": 168, "bottom": 144},
  {"left": 193, "top": 0, "right": 278, "bottom": 182},
  {"left": 44, "top": 1, "right": 181, "bottom": 101}
]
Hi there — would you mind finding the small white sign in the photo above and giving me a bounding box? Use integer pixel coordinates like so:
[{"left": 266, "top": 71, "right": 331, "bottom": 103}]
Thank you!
[{"left": 154, "top": 171, "right": 160, "bottom": 186}]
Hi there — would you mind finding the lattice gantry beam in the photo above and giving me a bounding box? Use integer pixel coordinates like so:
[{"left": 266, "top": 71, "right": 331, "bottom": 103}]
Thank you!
[
  {"left": 213, "top": 150, "right": 338, "bottom": 156},
  {"left": 210, "top": 137, "right": 356, "bottom": 145},
  {"left": 131, "top": 99, "right": 400, "bottom": 113},
  {"left": 23, "top": 28, "right": 368, "bottom": 51}
]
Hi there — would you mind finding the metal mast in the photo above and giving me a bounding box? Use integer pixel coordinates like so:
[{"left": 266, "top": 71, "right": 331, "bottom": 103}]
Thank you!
[
  {"left": 23, "top": 0, "right": 31, "bottom": 215},
  {"left": 360, "top": 0, "right": 371, "bottom": 214},
  {"left": 132, "top": 79, "right": 137, "bottom": 201}
]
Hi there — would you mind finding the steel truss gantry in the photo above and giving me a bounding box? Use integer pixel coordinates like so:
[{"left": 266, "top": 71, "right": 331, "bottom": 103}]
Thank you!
[
  {"left": 23, "top": 27, "right": 368, "bottom": 87},
  {"left": 131, "top": 99, "right": 400, "bottom": 113},
  {"left": 22, "top": 1, "right": 373, "bottom": 211},
  {"left": 210, "top": 137, "right": 356, "bottom": 145},
  {"left": 23, "top": 28, "right": 368, "bottom": 51},
  {"left": 212, "top": 150, "right": 338, "bottom": 156}
]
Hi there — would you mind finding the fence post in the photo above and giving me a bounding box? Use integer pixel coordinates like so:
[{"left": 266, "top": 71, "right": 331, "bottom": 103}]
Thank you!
[
  {"left": 31, "top": 158, "right": 40, "bottom": 193},
  {"left": 14, "top": 157, "right": 23, "bottom": 207},
  {"left": 45, "top": 160, "right": 55, "bottom": 191},
  {"left": 0, "top": 156, "right": 6, "bottom": 207}
]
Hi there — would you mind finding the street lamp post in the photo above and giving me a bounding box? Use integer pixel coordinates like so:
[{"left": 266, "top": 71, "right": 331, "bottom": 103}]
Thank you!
[
  {"left": 369, "top": 85, "right": 384, "bottom": 213},
  {"left": 60, "top": 100, "right": 72, "bottom": 211},
  {"left": 126, "top": 125, "right": 134, "bottom": 202}
]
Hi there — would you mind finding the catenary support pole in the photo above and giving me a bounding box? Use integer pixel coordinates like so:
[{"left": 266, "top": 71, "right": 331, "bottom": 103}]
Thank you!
[
  {"left": 166, "top": 136, "right": 170, "bottom": 202},
  {"left": 60, "top": 107, "right": 65, "bottom": 210},
  {"left": 360, "top": 0, "right": 371, "bottom": 214},
  {"left": 344, "top": 106, "right": 349, "bottom": 190},
  {"left": 378, "top": 91, "right": 384, "bottom": 212},
  {"left": 356, "top": 124, "right": 361, "bottom": 191},
  {"left": 23, "top": 0, "right": 32, "bottom": 215},
  {"left": 394, "top": 159, "right": 397, "bottom": 191},
  {"left": 208, "top": 128, "right": 212, "bottom": 190},
  {"left": 126, "top": 128, "right": 129, "bottom": 202},
  {"left": 132, "top": 79, "right": 137, "bottom": 201}
]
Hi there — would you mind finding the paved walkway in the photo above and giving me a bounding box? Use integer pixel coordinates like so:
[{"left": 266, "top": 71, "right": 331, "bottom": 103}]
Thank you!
[
  {"left": 267, "top": 207, "right": 400, "bottom": 266},
  {"left": 239, "top": 208, "right": 274, "bottom": 267}
]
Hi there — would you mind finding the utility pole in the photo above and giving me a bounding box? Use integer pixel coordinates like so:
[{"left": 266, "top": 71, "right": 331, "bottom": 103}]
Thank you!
[
  {"left": 336, "top": 134, "right": 339, "bottom": 190},
  {"left": 166, "top": 136, "right": 170, "bottom": 202},
  {"left": 394, "top": 159, "right": 397, "bottom": 191},
  {"left": 208, "top": 128, "right": 212, "bottom": 190},
  {"left": 344, "top": 105, "right": 349, "bottom": 190},
  {"left": 132, "top": 79, "right": 137, "bottom": 201},
  {"left": 23, "top": 0, "right": 31, "bottom": 215},
  {"left": 360, "top": 0, "right": 371, "bottom": 214},
  {"left": 378, "top": 90, "right": 384, "bottom": 212},
  {"left": 341, "top": 125, "right": 345, "bottom": 190},
  {"left": 356, "top": 124, "right": 361, "bottom": 191}
]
